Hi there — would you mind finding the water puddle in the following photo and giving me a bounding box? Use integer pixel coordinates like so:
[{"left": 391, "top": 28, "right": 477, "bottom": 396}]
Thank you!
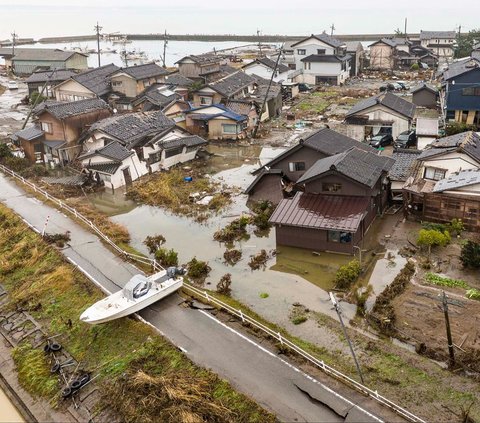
[{"left": 365, "top": 250, "right": 407, "bottom": 312}]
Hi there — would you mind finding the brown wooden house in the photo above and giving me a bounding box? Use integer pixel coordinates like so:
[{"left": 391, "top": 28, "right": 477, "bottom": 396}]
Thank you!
[
  {"left": 269, "top": 147, "right": 394, "bottom": 254},
  {"left": 246, "top": 128, "right": 376, "bottom": 204},
  {"left": 32, "top": 98, "right": 111, "bottom": 163}
]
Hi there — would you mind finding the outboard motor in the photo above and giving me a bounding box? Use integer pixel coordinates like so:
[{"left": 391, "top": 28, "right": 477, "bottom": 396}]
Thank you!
[{"left": 167, "top": 267, "right": 186, "bottom": 278}]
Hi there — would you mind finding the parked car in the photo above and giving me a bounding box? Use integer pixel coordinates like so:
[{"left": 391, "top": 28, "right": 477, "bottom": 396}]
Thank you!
[
  {"left": 394, "top": 130, "right": 417, "bottom": 149},
  {"left": 7, "top": 81, "right": 18, "bottom": 90},
  {"left": 298, "top": 83, "right": 312, "bottom": 92},
  {"left": 396, "top": 81, "right": 410, "bottom": 90},
  {"left": 369, "top": 133, "right": 393, "bottom": 148}
]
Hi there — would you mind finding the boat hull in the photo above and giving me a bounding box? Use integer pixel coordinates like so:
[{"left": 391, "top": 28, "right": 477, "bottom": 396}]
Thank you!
[{"left": 80, "top": 278, "right": 183, "bottom": 325}]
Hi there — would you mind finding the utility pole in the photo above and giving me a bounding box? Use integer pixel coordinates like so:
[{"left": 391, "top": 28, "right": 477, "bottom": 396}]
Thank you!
[
  {"left": 330, "top": 24, "right": 336, "bottom": 36},
  {"left": 161, "top": 30, "right": 168, "bottom": 68},
  {"left": 252, "top": 48, "right": 282, "bottom": 138},
  {"left": 257, "top": 29, "right": 262, "bottom": 56},
  {"left": 441, "top": 291, "right": 455, "bottom": 367},
  {"left": 404, "top": 18, "right": 408, "bottom": 39},
  {"left": 11, "top": 30, "right": 17, "bottom": 57},
  {"left": 94, "top": 22, "right": 102, "bottom": 67},
  {"left": 329, "top": 292, "right": 365, "bottom": 384}
]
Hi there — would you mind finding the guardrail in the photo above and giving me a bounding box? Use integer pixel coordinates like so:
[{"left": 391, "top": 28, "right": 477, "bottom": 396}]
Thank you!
[{"left": 0, "top": 164, "right": 426, "bottom": 423}]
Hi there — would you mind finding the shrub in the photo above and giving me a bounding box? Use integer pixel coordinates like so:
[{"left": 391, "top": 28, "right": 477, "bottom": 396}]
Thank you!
[
  {"left": 216, "top": 273, "right": 232, "bottom": 296},
  {"left": 334, "top": 259, "right": 361, "bottom": 289},
  {"left": 213, "top": 216, "right": 251, "bottom": 243},
  {"left": 460, "top": 240, "right": 480, "bottom": 268},
  {"left": 0, "top": 143, "right": 13, "bottom": 159},
  {"left": 143, "top": 234, "right": 166, "bottom": 255},
  {"left": 449, "top": 218, "right": 464, "bottom": 236},
  {"left": 417, "top": 229, "right": 450, "bottom": 257},
  {"left": 259, "top": 292, "right": 269, "bottom": 299},
  {"left": 2, "top": 156, "right": 30, "bottom": 172},
  {"left": 30, "top": 91, "right": 47, "bottom": 105},
  {"left": 410, "top": 63, "right": 419, "bottom": 70},
  {"left": 186, "top": 257, "right": 211, "bottom": 282},
  {"left": 20, "top": 164, "right": 50, "bottom": 178},
  {"left": 445, "top": 122, "right": 477, "bottom": 136},
  {"left": 466, "top": 288, "right": 480, "bottom": 301},
  {"left": 154, "top": 247, "right": 178, "bottom": 267}
]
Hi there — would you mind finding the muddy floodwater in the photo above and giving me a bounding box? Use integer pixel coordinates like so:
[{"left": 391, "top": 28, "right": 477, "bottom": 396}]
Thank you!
[
  {"left": 0, "top": 388, "right": 24, "bottom": 423},
  {"left": 87, "top": 144, "right": 359, "bottom": 327}
]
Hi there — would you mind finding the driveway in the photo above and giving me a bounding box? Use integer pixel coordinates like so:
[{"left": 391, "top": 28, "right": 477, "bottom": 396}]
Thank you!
[{"left": 0, "top": 75, "right": 29, "bottom": 138}]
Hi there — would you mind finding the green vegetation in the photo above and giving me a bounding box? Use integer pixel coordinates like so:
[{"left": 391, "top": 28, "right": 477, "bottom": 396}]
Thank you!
[
  {"left": 425, "top": 273, "right": 468, "bottom": 289},
  {"left": 0, "top": 204, "right": 273, "bottom": 421},
  {"left": 446, "top": 122, "right": 478, "bottom": 136},
  {"left": 126, "top": 168, "right": 231, "bottom": 220},
  {"left": 455, "top": 28, "right": 480, "bottom": 58},
  {"left": 0, "top": 142, "right": 13, "bottom": 159},
  {"left": 186, "top": 257, "right": 211, "bottom": 283},
  {"left": 213, "top": 215, "right": 251, "bottom": 244},
  {"left": 143, "top": 234, "right": 166, "bottom": 255},
  {"left": 155, "top": 247, "right": 179, "bottom": 267},
  {"left": 466, "top": 288, "right": 480, "bottom": 301},
  {"left": 216, "top": 273, "right": 232, "bottom": 296},
  {"left": 30, "top": 91, "right": 47, "bottom": 105},
  {"left": 416, "top": 228, "right": 451, "bottom": 257},
  {"left": 460, "top": 240, "right": 480, "bottom": 268},
  {"left": 251, "top": 200, "right": 274, "bottom": 233},
  {"left": 449, "top": 218, "right": 465, "bottom": 236},
  {"left": 334, "top": 259, "right": 362, "bottom": 289},
  {"left": 410, "top": 63, "right": 419, "bottom": 71},
  {"left": 259, "top": 292, "right": 269, "bottom": 299},
  {"left": 223, "top": 248, "right": 242, "bottom": 266}
]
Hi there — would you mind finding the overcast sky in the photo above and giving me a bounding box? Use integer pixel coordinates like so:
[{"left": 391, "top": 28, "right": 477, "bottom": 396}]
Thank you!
[{"left": 0, "top": 0, "right": 477, "bottom": 40}]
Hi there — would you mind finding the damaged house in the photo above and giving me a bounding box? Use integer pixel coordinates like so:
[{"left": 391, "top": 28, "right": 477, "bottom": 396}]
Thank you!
[
  {"left": 25, "top": 98, "right": 111, "bottom": 164},
  {"left": 268, "top": 146, "right": 394, "bottom": 254},
  {"left": 403, "top": 131, "right": 480, "bottom": 230},
  {"left": 25, "top": 69, "right": 77, "bottom": 99},
  {"left": 246, "top": 128, "right": 375, "bottom": 204},
  {"left": 345, "top": 92, "right": 416, "bottom": 141},
  {"left": 79, "top": 110, "right": 206, "bottom": 188}
]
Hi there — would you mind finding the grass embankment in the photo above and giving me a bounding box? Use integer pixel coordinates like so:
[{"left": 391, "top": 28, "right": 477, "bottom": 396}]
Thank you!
[
  {"left": 126, "top": 168, "right": 231, "bottom": 221},
  {"left": 184, "top": 286, "right": 480, "bottom": 421},
  {"left": 0, "top": 204, "right": 274, "bottom": 422}
]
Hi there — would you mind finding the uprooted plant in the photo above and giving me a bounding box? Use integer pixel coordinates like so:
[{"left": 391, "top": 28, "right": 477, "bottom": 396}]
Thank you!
[
  {"left": 213, "top": 215, "right": 251, "bottom": 244},
  {"left": 223, "top": 249, "right": 242, "bottom": 266},
  {"left": 155, "top": 248, "right": 179, "bottom": 267},
  {"left": 143, "top": 234, "right": 166, "bottom": 255},
  {"left": 248, "top": 249, "right": 270, "bottom": 271},
  {"left": 216, "top": 273, "right": 232, "bottom": 296},
  {"left": 186, "top": 257, "right": 211, "bottom": 284}
]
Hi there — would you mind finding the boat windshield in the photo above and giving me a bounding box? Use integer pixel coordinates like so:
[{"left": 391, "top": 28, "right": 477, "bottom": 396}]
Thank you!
[{"left": 123, "top": 275, "right": 151, "bottom": 301}]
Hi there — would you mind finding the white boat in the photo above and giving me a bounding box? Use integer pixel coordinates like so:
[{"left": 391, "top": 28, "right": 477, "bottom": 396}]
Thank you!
[{"left": 80, "top": 267, "right": 184, "bottom": 324}]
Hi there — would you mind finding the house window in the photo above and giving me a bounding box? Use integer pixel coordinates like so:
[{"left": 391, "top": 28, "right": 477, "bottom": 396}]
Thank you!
[
  {"left": 112, "top": 81, "right": 122, "bottom": 87},
  {"left": 288, "top": 161, "right": 306, "bottom": 172},
  {"left": 297, "top": 49, "right": 306, "bottom": 55},
  {"left": 327, "top": 231, "right": 352, "bottom": 243},
  {"left": 424, "top": 167, "right": 446, "bottom": 181},
  {"left": 222, "top": 124, "right": 238, "bottom": 134},
  {"left": 322, "top": 183, "right": 342, "bottom": 192},
  {"left": 200, "top": 96, "right": 212, "bottom": 105},
  {"left": 149, "top": 150, "right": 162, "bottom": 164},
  {"left": 165, "top": 146, "right": 183, "bottom": 158},
  {"left": 304, "top": 62, "right": 311, "bottom": 70},
  {"left": 317, "top": 49, "right": 326, "bottom": 55},
  {"left": 462, "top": 87, "right": 480, "bottom": 96},
  {"left": 40, "top": 122, "right": 53, "bottom": 134}
]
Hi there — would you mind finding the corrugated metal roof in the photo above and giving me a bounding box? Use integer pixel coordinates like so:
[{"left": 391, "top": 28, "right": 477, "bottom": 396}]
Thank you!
[
  {"left": 433, "top": 169, "right": 480, "bottom": 192},
  {"left": 269, "top": 192, "right": 368, "bottom": 232},
  {"left": 11, "top": 48, "right": 85, "bottom": 61}
]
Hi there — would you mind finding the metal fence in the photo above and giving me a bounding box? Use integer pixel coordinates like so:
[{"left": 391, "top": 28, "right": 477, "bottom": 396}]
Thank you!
[{"left": 0, "top": 164, "right": 426, "bottom": 423}]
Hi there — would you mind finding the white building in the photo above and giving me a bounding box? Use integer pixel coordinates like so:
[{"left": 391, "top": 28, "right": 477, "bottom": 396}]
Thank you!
[
  {"left": 419, "top": 31, "right": 456, "bottom": 66},
  {"left": 242, "top": 57, "right": 291, "bottom": 83},
  {"left": 286, "top": 33, "right": 351, "bottom": 85}
]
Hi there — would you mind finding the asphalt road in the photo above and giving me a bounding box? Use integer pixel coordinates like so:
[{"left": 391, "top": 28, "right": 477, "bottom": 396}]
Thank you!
[{"left": 0, "top": 173, "right": 391, "bottom": 422}]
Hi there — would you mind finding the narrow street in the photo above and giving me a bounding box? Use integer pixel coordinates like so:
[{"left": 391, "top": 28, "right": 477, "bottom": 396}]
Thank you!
[{"left": 0, "top": 172, "right": 402, "bottom": 422}]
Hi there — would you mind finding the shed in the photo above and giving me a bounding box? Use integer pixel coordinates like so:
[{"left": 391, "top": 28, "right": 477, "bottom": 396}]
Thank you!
[
  {"left": 411, "top": 83, "right": 438, "bottom": 109},
  {"left": 415, "top": 117, "right": 439, "bottom": 149}
]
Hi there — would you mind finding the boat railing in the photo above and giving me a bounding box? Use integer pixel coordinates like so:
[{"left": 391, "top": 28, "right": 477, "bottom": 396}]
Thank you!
[{"left": 0, "top": 163, "right": 426, "bottom": 423}]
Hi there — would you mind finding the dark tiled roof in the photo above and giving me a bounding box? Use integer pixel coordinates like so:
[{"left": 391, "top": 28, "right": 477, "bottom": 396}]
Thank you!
[
  {"left": 71, "top": 63, "right": 120, "bottom": 96},
  {"left": 249, "top": 74, "right": 281, "bottom": 101},
  {"left": 389, "top": 149, "right": 422, "bottom": 181},
  {"left": 186, "top": 104, "right": 247, "bottom": 122},
  {"left": 252, "top": 57, "right": 290, "bottom": 74},
  {"left": 369, "top": 38, "right": 398, "bottom": 48},
  {"left": 33, "top": 98, "right": 109, "bottom": 119},
  {"left": 417, "top": 132, "right": 480, "bottom": 161},
  {"left": 346, "top": 92, "right": 416, "bottom": 119},
  {"left": 417, "top": 147, "right": 456, "bottom": 160},
  {"left": 225, "top": 100, "right": 253, "bottom": 116},
  {"left": 208, "top": 71, "right": 255, "bottom": 98},
  {"left": 411, "top": 83, "right": 438, "bottom": 94},
  {"left": 420, "top": 31, "right": 456, "bottom": 40},
  {"left": 292, "top": 33, "right": 344, "bottom": 48},
  {"left": 245, "top": 168, "right": 283, "bottom": 194},
  {"left": 297, "top": 147, "right": 394, "bottom": 187},
  {"left": 12, "top": 48, "right": 86, "bottom": 61},
  {"left": 160, "top": 135, "right": 207, "bottom": 150},
  {"left": 164, "top": 73, "right": 194, "bottom": 86},
  {"left": 442, "top": 58, "right": 480, "bottom": 80},
  {"left": 301, "top": 54, "right": 351, "bottom": 63},
  {"left": 175, "top": 54, "right": 221, "bottom": 65},
  {"left": 79, "top": 140, "right": 133, "bottom": 162},
  {"left": 303, "top": 128, "right": 375, "bottom": 155},
  {"left": 12, "top": 125, "right": 44, "bottom": 141},
  {"left": 115, "top": 62, "right": 169, "bottom": 80},
  {"left": 269, "top": 192, "right": 369, "bottom": 232},
  {"left": 433, "top": 169, "right": 480, "bottom": 192},
  {"left": 345, "top": 41, "right": 364, "bottom": 52},
  {"left": 85, "top": 162, "right": 121, "bottom": 175},
  {"left": 90, "top": 110, "right": 175, "bottom": 146},
  {"left": 134, "top": 84, "right": 181, "bottom": 108},
  {"left": 25, "top": 69, "right": 76, "bottom": 83}
]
